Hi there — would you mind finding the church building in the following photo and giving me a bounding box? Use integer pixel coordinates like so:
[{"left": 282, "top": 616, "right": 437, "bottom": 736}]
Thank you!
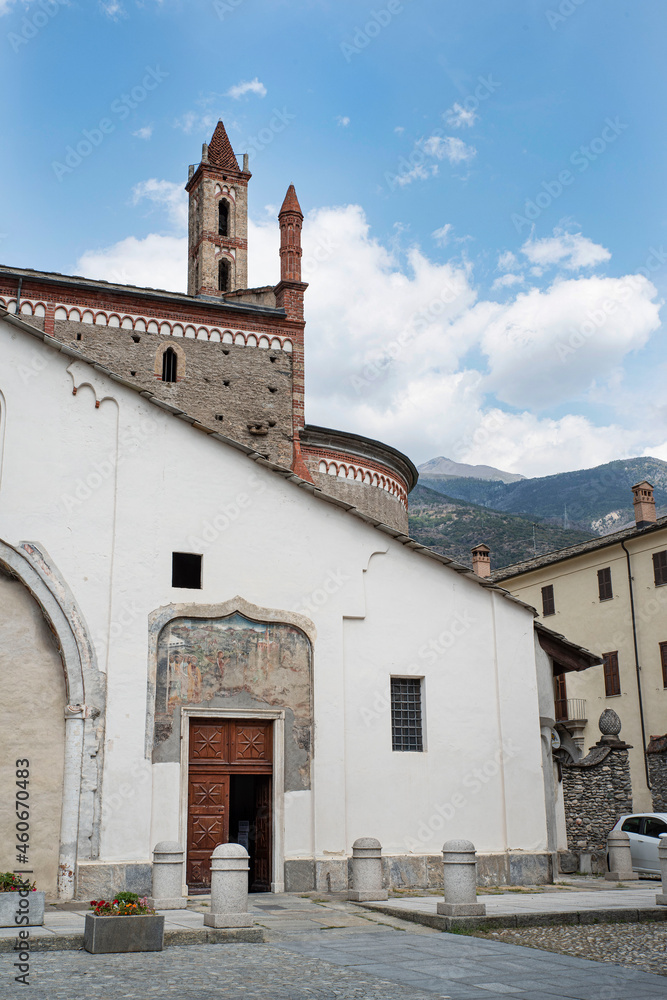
[{"left": 0, "top": 121, "right": 591, "bottom": 900}]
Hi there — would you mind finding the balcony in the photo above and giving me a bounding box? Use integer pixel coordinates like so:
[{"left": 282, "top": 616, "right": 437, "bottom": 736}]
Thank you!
[{"left": 555, "top": 698, "right": 587, "bottom": 723}]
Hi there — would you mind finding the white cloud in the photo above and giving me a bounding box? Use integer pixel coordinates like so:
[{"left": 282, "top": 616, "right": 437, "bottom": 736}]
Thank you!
[
  {"left": 423, "top": 134, "right": 476, "bottom": 164},
  {"left": 132, "top": 125, "right": 154, "bottom": 140},
  {"left": 73, "top": 196, "right": 664, "bottom": 476},
  {"left": 132, "top": 179, "right": 188, "bottom": 230},
  {"left": 394, "top": 126, "right": 405, "bottom": 134},
  {"left": 445, "top": 102, "right": 478, "bottom": 128},
  {"left": 432, "top": 224, "right": 453, "bottom": 247},
  {"left": 173, "top": 110, "right": 216, "bottom": 135},
  {"left": 336, "top": 116, "right": 350, "bottom": 127},
  {"left": 394, "top": 162, "right": 439, "bottom": 187},
  {"left": 497, "top": 251, "right": 517, "bottom": 271},
  {"left": 226, "top": 78, "right": 267, "bottom": 100},
  {"left": 77, "top": 235, "right": 187, "bottom": 293},
  {"left": 522, "top": 230, "right": 611, "bottom": 271},
  {"left": 479, "top": 274, "right": 661, "bottom": 409},
  {"left": 491, "top": 273, "right": 524, "bottom": 290},
  {"left": 99, "top": 0, "right": 125, "bottom": 18}
]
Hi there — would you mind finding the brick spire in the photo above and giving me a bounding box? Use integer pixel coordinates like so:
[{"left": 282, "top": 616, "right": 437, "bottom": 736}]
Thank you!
[
  {"left": 207, "top": 120, "right": 239, "bottom": 171},
  {"left": 279, "top": 184, "right": 303, "bottom": 217},
  {"left": 278, "top": 184, "right": 303, "bottom": 282}
]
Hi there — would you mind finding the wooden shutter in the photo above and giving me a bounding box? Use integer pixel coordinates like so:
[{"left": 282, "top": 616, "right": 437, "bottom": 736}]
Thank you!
[
  {"left": 602, "top": 651, "right": 620, "bottom": 697},
  {"left": 660, "top": 642, "right": 667, "bottom": 688},
  {"left": 597, "top": 567, "right": 613, "bottom": 601},
  {"left": 541, "top": 585, "right": 555, "bottom": 617},
  {"left": 554, "top": 674, "right": 567, "bottom": 720},
  {"left": 653, "top": 551, "right": 667, "bottom": 587}
]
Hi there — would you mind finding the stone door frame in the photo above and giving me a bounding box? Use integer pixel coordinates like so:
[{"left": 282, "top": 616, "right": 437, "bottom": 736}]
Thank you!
[{"left": 179, "top": 707, "right": 286, "bottom": 893}]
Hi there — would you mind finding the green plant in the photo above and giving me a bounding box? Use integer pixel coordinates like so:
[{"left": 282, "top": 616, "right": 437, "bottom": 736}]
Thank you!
[{"left": 0, "top": 873, "right": 36, "bottom": 892}]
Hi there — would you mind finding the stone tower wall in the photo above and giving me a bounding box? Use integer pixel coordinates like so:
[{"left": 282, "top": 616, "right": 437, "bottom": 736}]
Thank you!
[
  {"left": 188, "top": 174, "right": 249, "bottom": 296},
  {"left": 54, "top": 320, "right": 294, "bottom": 467}
]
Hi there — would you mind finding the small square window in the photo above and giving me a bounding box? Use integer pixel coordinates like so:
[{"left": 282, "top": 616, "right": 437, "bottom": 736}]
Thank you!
[
  {"left": 653, "top": 550, "right": 667, "bottom": 587},
  {"left": 541, "top": 584, "right": 555, "bottom": 617},
  {"left": 391, "top": 678, "right": 423, "bottom": 752},
  {"left": 597, "top": 567, "right": 613, "bottom": 601},
  {"left": 172, "top": 552, "right": 202, "bottom": 589}
]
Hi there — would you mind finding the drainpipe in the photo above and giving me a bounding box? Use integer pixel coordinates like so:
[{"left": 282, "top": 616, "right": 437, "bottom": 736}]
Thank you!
[
  {"left": 15, "top": 277, "right": 22, "bottom": 314},
  {"left": 621, "top": 539, "right": 651, "bottom": 790}
]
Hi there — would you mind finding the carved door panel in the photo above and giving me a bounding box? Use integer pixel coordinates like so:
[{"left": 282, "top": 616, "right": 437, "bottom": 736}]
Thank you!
[
  {"left": 252, "top": 776, "right": 272, "bottom": 892},
  {"left": 187, "top": 771, "right": 229, "bottom": 890},
  {"left": 231, "top": 722, "right": 272, "bottom": 765}
]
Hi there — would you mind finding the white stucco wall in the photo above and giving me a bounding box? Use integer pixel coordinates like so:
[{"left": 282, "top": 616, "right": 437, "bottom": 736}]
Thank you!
[{"left": 0, "top": 317, "right": 550, "bottom": 875}]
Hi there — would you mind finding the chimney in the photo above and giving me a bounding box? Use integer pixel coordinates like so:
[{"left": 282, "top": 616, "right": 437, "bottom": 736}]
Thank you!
[
  {"left": 632, "top": 481, "right": 656, "bottom": 528},
  {"left": 471, "top": 543, "right": 491, "bottom": 578}
]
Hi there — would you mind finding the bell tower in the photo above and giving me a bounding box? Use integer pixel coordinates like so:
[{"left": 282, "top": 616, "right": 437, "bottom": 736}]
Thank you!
[{"left": 185, "top": 120, "right": 250, "bottom": 297}]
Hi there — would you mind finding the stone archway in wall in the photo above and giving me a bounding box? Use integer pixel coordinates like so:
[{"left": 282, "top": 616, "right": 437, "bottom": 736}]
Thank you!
[{"left": 0, "top": 540, "right": 105, "bottom": 900}]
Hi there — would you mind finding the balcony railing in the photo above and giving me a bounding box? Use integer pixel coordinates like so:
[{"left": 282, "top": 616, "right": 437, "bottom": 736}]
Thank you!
[{"left": 555, "top": 698, "right": 587, "bottom": 723}]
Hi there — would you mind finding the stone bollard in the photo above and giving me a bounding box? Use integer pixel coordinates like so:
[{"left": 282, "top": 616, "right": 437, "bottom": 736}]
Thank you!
[
  {"left": 656, "top": 837, "right": 667, "bottom": 905},
  {"left": 604, "top": 830, "right": 638, "bottom": 881},
  {"left": 203, "top": 844, "right": 254, "bottom": 928},
  {"left": 436, "top": 839, "right": 486, "bottom": 917},
  {"left": 148, "top": 841, "right": 186, "bottom": 909},
  {"left": 348, "top": 838, "right": 388, "bottom": 902}
]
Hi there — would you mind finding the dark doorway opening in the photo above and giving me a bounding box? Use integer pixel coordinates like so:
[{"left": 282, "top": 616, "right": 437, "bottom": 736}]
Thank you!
[{"left": 229, "top": 774, "right": 272, "bottom": 892}]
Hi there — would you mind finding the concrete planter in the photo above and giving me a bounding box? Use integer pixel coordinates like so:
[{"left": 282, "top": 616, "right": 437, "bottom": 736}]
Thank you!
[
  {"left": 0, "top": 891, "right": 45, "bottom": 927},
  {"left": 84, "top": 913, "right": 165, "bottom": 954}
]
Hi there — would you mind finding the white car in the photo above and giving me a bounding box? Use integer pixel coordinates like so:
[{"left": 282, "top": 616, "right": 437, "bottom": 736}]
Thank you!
[{"left": 610, "top": 813, "right": 667, "bottom": 875}]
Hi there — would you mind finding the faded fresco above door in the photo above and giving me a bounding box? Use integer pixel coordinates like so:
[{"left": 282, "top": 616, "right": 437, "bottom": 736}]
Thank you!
[{"left": 153, "top": 613, "right": 312, "bottom": 788}]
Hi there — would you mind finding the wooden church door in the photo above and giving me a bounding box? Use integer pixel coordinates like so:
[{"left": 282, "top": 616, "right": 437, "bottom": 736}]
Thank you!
[{"left": 187, "top": 719, "right": 273, "bottom": 892}]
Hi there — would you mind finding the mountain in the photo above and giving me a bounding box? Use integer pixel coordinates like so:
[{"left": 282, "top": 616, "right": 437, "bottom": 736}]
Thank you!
[
  {"left": 408, "top": 483, "right": 593, "bottom": 571},
  {"left": 418, "top": 456, "right": 525, "bottom": 483},
  {"left": 417, "top": 457, "right": 667, "bottom": 535}
]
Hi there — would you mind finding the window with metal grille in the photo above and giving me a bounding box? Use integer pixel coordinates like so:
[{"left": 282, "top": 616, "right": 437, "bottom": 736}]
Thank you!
[
  {"left": 660, "top": 641, "right": 667, "bottom": 688},
  {"left": 541, "top": 584, "right": 555, "bottom": 617},
  {"left": 218, "top": 200, "right": 229, "bottom": 236},
  {"left": 597, "top": 567, "right": 613, "bottom": 601},
  {"left": 602, "top": 651, "right": 621, "bottom": 697},
  {"left": 653, "top": 550, "right": 667, "bottom": 587},
  {"left": 391, "top": 678, "right": 423, "bottom": 752},
  {"left": 162, "top": 347, "right": 177, "bottom": 383}
]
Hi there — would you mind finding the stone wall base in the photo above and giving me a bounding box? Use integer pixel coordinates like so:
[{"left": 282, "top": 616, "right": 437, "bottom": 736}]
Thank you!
[
  {"left": 557, "top": 849, "right": 607, "bottom": 876},
  {"left": 284, "top": 852, "right": 554, "bottom": 893},
  {"left": 76, "top": 862, "right": 152, "bottom": 901},
  {"left": 76, "top": 851, "right": 555, "bottom": 900}
]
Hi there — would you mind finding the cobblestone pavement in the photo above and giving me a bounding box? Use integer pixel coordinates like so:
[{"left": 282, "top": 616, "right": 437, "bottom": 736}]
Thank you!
[
  {"left": 2, "top": 896, "right": 666, "bottom": 998},
  {"left": 475, "top": 921, "right": 667, "bottom": 978}
]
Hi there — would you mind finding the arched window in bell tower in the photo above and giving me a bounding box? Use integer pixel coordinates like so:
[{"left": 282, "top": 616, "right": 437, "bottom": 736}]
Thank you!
[
  {"left": 218, "top": 200, "right": 229, "bottom": 237},
  {"left": 218, "top": 259, "right": 230, "bottom": 292},
  {"left": 162, "top": 347, "right": 178, "bottom": 383}
]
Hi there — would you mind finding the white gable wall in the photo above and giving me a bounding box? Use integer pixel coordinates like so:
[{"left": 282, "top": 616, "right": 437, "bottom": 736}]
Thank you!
[{"left": 0, "top": 317, "right": 549, "bottom": 888}]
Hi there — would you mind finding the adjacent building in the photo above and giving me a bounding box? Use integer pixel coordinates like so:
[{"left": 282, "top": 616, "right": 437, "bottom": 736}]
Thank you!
[{"left": 493, "top": 482, "right": 667, "bottom": 811}]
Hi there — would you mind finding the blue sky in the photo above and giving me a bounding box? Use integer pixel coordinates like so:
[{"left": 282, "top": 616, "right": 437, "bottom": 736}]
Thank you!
[{"left": 1, "top": 0, "right": 666, "bottom": 474}]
